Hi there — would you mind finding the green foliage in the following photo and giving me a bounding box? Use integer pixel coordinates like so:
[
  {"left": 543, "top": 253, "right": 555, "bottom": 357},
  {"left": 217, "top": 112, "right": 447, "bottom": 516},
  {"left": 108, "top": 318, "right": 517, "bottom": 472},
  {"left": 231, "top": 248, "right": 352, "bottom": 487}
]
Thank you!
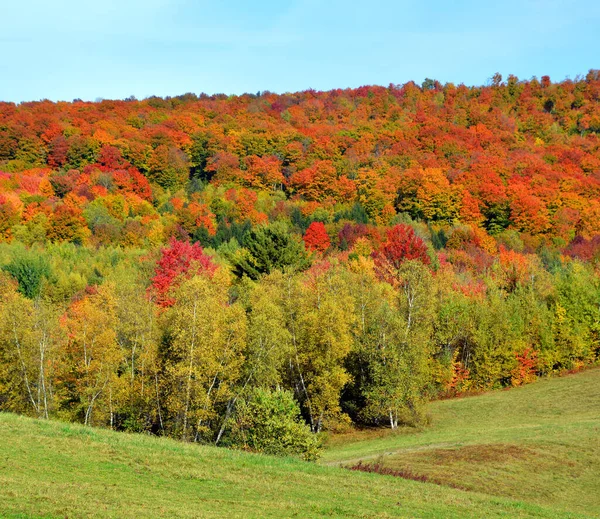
[
  {"left": 2, "top": 251, "right": 51, "bottom": 299},
  {"left": 223, "top": 388, "right": 321, "bottom": 461},
  {"left": 189, "top": 132, "right": 211, "bottom": 181},
  {"left": 11, "top": 213, "right": 49, "bottom": 246},
  {"left": 232, "top": 222, "right": 311, "bottom": 279},
  {"left": 333, "top": 203, "right": 369, "bottom": 224}
]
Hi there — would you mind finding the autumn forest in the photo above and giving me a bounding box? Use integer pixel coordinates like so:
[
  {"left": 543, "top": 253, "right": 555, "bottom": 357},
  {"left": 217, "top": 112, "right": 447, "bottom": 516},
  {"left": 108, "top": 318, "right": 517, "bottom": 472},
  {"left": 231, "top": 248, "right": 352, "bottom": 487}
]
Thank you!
[{"left": 1, "top": 72, "right": 600, "bottom": 459}]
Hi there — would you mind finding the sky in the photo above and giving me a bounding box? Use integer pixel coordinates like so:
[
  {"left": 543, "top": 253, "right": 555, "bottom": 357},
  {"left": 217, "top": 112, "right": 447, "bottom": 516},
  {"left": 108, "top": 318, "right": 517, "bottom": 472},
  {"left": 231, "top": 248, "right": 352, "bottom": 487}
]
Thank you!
[{"left": 1, "top": 0, "right": 599, "bottom": 103}]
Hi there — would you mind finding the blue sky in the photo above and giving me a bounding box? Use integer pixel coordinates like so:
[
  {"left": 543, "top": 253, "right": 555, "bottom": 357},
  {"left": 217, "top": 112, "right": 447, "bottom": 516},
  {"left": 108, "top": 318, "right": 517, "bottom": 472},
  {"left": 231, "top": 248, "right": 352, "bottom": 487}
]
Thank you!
[{"left": 1, "top": 0, "right": 599, "bottom": 102}]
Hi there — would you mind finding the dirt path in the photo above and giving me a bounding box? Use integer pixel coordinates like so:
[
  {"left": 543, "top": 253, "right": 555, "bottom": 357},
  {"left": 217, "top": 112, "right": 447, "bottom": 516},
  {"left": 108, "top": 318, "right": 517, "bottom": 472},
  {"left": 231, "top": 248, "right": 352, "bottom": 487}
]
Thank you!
[{"left": 322, "top": 441, "right": 461, "bottom": 466}]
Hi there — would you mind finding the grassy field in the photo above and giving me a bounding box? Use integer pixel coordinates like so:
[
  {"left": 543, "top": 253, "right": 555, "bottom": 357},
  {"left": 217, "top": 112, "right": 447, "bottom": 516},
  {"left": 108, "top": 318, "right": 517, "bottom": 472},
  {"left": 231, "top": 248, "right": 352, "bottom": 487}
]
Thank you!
[
  {"left": 324, "top": 368, "right": 600, "bottom": 517},
  {"left": 0, "top": 370, "right": 598, "bottom": 518}
]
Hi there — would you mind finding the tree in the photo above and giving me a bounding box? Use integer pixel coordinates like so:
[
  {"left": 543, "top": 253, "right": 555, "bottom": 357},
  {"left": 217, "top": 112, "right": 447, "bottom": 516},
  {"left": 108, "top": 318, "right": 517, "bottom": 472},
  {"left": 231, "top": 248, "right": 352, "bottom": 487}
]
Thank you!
[
  {"left": 238, "top": 275, "right": 291, "bottom": 389},
  {"left": 243, "top": 155, "right": 284, "bottom": 190},
  {"left": 151, "top": 238, "right": 217, "bottom": 306},
  {"left": 303, "top": 221, "right": 330, "bottom": 253},
  {"left": 110, "top": 272, "right": 161, "bottom": 433},
  {"left": 283, "top": 264, "right": 355, "bottom": 432},
  {"left": 147, "top": 145, "right": 190, "bottom": 190},
  {"left": 288, "top": 160, "right": 355, "bottom": 202},
  {"left": 396, "top": 168, "right": 461, "bottom": 223},
  {"left": 47, "top": 204, "right": 89, "bottom": 244},
  {"left": 162, "top": 273, "right": 246, "bottom": 441},
  {"left": 2, "top": 252, "right": 51, "bottom": 299},
  {"left": 0, "top": 274, "right": 61, "bottom": 419},
  {"left": 213, "top": 274, "right": 292, "bottom": 445},
  {"left": 58, "top": 284, "right": 121, "bottom": 426},
  {"left": 361, "top": 261, "right": 435, "bottom": 427},
  {"left": 373, "top": 224, "right": 430, "bottom": 285},
  {"left": 0, "top": 198, "right": 19, "bottom": 241},
  {"left": 231, "top": 222, "right": 311, "bottom": 280}
]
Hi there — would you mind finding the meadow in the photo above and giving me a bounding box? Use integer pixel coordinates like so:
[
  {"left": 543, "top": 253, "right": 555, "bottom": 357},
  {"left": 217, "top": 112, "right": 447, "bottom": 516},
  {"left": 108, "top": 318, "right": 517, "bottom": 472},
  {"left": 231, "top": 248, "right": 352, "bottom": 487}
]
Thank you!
[
  {"left": 1, "top": 369, "right": 598, "bottom": 518},
  {"left": 325, "top": 368, "right": 600, "bottom": 517}
]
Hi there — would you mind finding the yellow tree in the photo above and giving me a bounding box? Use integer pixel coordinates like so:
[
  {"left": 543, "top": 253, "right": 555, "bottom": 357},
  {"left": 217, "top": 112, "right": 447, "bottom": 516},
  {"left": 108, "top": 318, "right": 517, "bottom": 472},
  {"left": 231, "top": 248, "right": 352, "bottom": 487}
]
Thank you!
[
  {"left": 110, "top": 272, "right": 161, "bottom": 432},
  {"left": 238, "top": 274, "right": 291, "bottom": 389},
  {"left": 59, "top": 283, "right": 121, "bottom": 426},
  {"left": 281, "top": 263, "right": 355, "bottom": 433},
  {"left": 164, "top": 271, "right": 246, "bottom": 441},
  {"left": 0, "top": 274, "right": 61, "bottom": 419}
]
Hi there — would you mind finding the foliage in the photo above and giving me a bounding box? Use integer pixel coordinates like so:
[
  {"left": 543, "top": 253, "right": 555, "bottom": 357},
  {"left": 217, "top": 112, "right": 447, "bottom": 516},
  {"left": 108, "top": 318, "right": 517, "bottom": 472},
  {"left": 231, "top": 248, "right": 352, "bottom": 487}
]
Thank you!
[
  {"left": 2, "top": 250, "right": 51, "bottom": 298},
  {"left": 222, "top": 388, "right": 321, "bottom": 461},
  {"left": 1, "top": 75, "right": 600, "bottom": 460},
  {"left": 231, "top": 222, "right": 311, "bottom": 279},
  {"left": 303, "top": 221, "right": 330, "bottom": 253},
  {"left": 151, "top": 238, "right": 217, "bottom": 306}
]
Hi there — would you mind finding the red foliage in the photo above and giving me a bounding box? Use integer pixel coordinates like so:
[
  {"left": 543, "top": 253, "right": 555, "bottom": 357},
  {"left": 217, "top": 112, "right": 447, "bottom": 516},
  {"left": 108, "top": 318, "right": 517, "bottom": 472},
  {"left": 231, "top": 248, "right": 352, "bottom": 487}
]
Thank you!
[
  {"left": 303, "top": 222, "right": 330, "bottom": 252},
  {"left": 3, "top": 75, "right": 600, "bottom": 251},
  {"left": 98, "top": 145, "right": 127, "bottom": 169},
  {"left": 564, "top": 235, "right": 600, "bottom": 262},
  {"left": 338, "top": 223, "right": 369, "bottom": 249},
  {"left": 372, "top": 224, "right": 430, "bottom": 284},
  {"left": 511, "top": 348, "right": 538, "bottom": 386},
  {"left": 47, "top": 135, "right": 69, "bottom": 168},
  {"left": 150, "top": 238, "right": 218, "bottom": 307},
  {"left": 375, "top": 224, "right": 430, "bottom": 270}
]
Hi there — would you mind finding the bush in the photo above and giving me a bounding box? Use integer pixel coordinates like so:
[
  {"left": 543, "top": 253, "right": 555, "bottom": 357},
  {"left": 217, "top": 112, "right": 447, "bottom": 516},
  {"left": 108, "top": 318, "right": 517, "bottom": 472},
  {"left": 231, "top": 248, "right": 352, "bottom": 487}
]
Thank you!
[{"left": 222, "top": 389, "right": 322, "bottom": 461}]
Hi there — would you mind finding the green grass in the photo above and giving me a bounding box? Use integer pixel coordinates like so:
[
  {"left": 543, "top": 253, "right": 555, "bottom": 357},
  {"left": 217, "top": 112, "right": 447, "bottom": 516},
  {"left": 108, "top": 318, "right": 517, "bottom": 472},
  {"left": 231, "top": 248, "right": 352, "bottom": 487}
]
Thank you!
[
  {"left": 324, "top": 368, "right": 600, "bottom": 517},
  {"left": 0, "top": 371, "right": 598, "bottom": 518}
]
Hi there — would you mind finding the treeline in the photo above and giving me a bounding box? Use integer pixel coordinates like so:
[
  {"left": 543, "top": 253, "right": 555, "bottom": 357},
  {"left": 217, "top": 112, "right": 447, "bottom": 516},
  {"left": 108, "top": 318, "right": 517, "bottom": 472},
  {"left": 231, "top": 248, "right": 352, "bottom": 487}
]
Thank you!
[
  {"left": 2, "top": 72, "right": 600, "bottom": 252},
  {"left": 1, "top": 223, "right": 598, "bottom": 459}
]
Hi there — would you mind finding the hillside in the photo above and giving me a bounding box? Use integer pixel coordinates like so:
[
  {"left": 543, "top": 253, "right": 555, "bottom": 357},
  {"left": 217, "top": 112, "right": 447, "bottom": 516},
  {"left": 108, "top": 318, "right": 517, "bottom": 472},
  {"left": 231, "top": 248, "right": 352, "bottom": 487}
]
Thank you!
[
  {"left": 1, "top": 76, "right": 600, "bottom": 518},
  {"left": 324, "top": 368, "right": 600, "bottom": 517},
  {"left": 2, "top": 76, "right": 600, "bottom": 448},
  {"left": 1, "top": 370, "right": 598, "bottom": 518},
  {"left": 2, "top": 74, "right": 600, "bottom": 247}
]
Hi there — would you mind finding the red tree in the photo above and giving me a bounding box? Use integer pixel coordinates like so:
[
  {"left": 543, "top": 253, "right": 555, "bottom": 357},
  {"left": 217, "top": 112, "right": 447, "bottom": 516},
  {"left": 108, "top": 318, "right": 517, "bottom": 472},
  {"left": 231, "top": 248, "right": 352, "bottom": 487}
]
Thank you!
[
  {"left": 303, "top": 222, "right": 330, "bottom": 252},
  {"left": 151, "top": 238, "right": 217, "bottom": 307},
  {"left": 373, "top": 224, "right": 430, "bottom": 277}
]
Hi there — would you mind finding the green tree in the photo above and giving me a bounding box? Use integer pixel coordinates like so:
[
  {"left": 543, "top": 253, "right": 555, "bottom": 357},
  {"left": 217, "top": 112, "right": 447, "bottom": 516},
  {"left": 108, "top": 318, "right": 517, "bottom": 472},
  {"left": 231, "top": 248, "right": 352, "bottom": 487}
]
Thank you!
[
  {"left": 214, "top": 274, "right": 292, "bottom": 444},
  {"left": 360, "top": 260, "right": 435, "bottom": 427},
  {"left": 2, "top": 251, "right": 51, "bottom": 299},
  {"left": 231, "top": 222, "right": 311, "bottom": 280}
]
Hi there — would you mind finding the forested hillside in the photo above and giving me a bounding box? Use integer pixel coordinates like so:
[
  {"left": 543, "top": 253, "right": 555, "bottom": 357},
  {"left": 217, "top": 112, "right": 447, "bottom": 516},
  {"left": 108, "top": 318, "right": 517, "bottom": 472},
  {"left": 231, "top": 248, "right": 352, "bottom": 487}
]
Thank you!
[{"left": 1, "top": 73, "right": 599, "bottom": 454}]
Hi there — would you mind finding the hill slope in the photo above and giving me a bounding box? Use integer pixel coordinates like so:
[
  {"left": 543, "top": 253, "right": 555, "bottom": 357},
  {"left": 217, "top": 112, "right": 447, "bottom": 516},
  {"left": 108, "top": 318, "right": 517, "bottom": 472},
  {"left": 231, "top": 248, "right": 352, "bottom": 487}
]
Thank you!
[
  {"left": 0, "top": 372, "right": 598, "bottom": 518},
  {"left": 324, "top": 368, "right": 600, "bottom": 517}
]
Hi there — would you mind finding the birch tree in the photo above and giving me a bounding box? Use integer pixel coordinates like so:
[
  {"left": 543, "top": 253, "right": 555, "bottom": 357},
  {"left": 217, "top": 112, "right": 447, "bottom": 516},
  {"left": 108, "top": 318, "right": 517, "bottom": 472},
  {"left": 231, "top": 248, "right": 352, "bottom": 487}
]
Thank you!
[
  {"left": 58, "top": 283, "right": 121, "bottom": 426},
  {"left": 0, "top": 274, "right": 60, "bottom": 419},
  {"left": 163, "top": 272, "right": 246, "bottom": 441}
]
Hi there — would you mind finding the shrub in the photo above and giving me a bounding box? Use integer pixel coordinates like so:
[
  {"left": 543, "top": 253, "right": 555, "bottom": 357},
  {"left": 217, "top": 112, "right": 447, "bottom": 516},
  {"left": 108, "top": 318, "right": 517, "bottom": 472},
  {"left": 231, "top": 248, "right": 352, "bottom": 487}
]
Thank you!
[{"left": 222, "top": 388, "right": 322, "bottom": 461}]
